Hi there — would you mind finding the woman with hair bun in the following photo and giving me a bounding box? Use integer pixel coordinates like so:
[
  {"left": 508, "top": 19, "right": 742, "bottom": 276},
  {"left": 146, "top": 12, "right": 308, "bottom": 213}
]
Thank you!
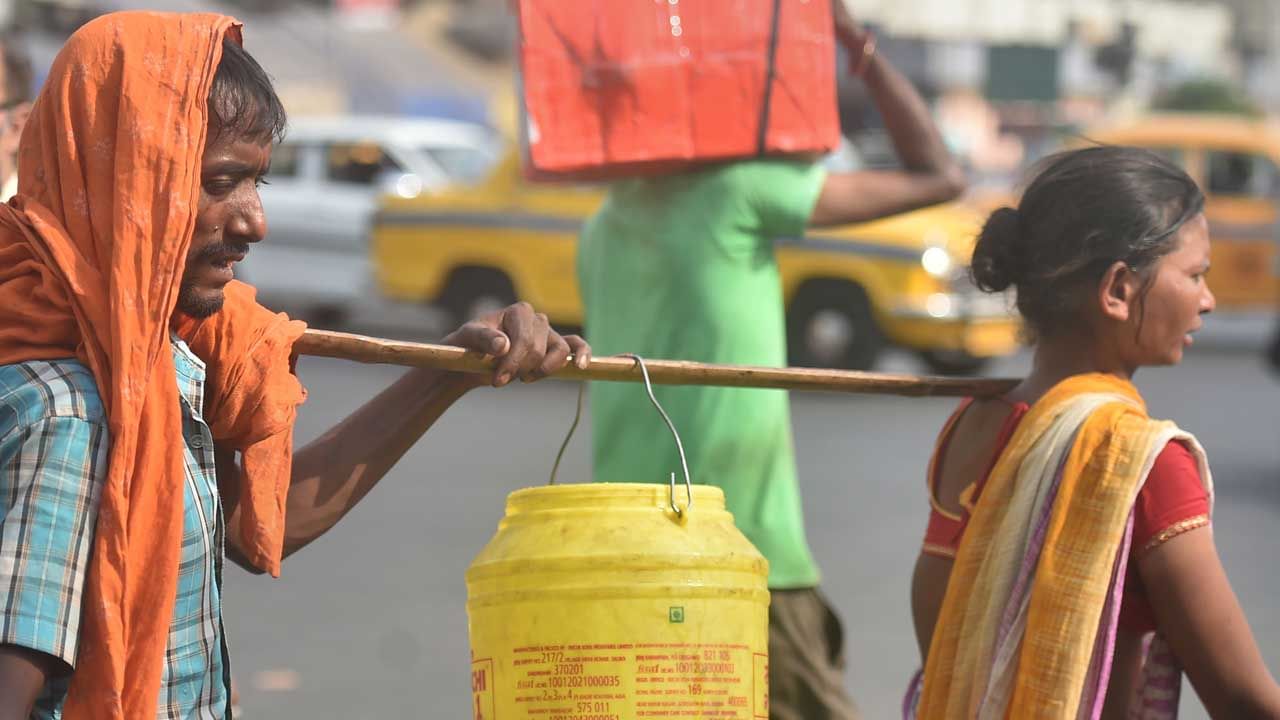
[{"left": 906, "top": 146, "right": 1280, "bottom": 719}]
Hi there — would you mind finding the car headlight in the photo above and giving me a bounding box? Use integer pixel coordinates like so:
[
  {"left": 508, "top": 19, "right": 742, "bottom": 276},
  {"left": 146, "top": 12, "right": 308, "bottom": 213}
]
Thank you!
[
  {"left": 395, "top": 174, "right": 424, "bottom": 199},
  {"left": 925, "top": 293, "right": 954, "bottom": 318},
  {"left": 921, "top": 246, "right": 954, "bottom": 278}
]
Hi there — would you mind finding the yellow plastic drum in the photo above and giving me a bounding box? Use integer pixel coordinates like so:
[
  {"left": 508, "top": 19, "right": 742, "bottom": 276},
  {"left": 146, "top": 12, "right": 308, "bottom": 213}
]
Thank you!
[{"left": 466, "top": 483, "right": 770, "bottom": 720}]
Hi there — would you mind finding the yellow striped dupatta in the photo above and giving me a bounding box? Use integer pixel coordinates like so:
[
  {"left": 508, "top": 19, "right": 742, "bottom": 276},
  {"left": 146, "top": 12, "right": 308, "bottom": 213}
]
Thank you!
[{"left": 916, "top": 373, "right": 1211, "bottom": 720}]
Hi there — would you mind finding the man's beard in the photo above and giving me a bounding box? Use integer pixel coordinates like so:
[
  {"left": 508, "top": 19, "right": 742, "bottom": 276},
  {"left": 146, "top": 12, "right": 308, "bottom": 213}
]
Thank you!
[
  {"left": 175, "top": 281, "right": 225, "bottom": 318},
  {"left": 175, "top": 241, "right": 249, "bottom": 318}
]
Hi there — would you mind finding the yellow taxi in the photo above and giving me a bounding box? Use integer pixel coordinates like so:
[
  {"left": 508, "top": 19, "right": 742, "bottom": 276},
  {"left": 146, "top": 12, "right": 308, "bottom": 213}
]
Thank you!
[
  {"left": 371, "top": 153, "right": 1021, "bottom": 374},
  {"left": 1083, "top": 114, "right": 1280, "bottom": 310}
]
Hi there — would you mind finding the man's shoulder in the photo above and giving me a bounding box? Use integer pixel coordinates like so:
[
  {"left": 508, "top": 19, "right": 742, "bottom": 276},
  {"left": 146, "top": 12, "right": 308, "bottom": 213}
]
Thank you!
[{"left": 0, "top": 359, "right": 105, "bottom": 432}]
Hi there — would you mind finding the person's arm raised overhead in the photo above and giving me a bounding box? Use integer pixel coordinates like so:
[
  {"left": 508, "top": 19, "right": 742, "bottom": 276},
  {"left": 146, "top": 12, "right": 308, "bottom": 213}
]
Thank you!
[{"left": 809, "top": 3, "right": 966, "bottom": 228}]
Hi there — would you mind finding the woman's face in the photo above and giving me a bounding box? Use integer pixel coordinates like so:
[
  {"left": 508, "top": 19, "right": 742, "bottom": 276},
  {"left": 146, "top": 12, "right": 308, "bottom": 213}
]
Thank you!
[{"left": 1128, "top": 213, "right": 1215, "bottom": 366}]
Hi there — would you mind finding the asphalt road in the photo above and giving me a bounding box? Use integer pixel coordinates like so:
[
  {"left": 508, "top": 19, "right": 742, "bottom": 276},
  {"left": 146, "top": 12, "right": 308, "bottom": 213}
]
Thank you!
[{"left": 224, "top": 318, "right": 1280, "bottom": 719}]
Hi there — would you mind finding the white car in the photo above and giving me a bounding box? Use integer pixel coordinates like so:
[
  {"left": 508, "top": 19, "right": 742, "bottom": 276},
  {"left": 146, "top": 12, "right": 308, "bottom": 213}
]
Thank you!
[{"left": 240, "top": 115, "right": 501, "bottom": 325}]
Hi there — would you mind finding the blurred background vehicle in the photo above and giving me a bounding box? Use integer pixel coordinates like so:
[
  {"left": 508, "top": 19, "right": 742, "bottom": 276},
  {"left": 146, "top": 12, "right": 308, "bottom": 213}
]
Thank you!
[
  {"left": 237, "top": 114, "right": 500, "bottom": 325},
  {"left": 1082, "top": 113, "right": 1280, "bottom": 311},
  {"left": 371, "top": 148, "right": 1021, "bottom": 375}
]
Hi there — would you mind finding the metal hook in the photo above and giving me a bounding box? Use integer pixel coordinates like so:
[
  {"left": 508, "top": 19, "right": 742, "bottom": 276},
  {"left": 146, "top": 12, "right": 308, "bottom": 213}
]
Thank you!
[
  {"left": 622, "top": 353, "right": 693, "bottom": 517},
  {"left": 549, "top": 382, "right": 585, "bottom": 485}
]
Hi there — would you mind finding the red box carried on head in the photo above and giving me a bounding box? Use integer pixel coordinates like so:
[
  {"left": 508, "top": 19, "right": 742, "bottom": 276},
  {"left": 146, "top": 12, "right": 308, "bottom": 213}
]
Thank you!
[{"left": 517, "top": 0, "right": 840, "bottom": 181}]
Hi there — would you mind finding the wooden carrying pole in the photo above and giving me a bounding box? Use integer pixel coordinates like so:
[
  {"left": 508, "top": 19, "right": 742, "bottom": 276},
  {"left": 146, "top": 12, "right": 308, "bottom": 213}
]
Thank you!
[{"left": 296, "top": 329, "right": 1019, "bottom": 398}]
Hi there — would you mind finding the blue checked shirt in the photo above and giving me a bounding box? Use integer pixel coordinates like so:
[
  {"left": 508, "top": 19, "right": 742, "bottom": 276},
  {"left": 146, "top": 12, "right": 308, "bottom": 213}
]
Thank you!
[{"left": 0, "top": 337, "right": 231, "bottom": 719}]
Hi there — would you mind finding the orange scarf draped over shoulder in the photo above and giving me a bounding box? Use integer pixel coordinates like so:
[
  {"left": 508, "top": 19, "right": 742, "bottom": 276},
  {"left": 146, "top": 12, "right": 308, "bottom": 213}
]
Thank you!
[{"left": 0, "top": 12, "right": 305, "bottom": 717}]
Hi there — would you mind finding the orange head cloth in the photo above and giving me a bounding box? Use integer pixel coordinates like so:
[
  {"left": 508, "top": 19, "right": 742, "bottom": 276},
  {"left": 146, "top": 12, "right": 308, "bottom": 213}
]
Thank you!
[{"left": 0, "top": 12, "right": 305, "bottom": 717}]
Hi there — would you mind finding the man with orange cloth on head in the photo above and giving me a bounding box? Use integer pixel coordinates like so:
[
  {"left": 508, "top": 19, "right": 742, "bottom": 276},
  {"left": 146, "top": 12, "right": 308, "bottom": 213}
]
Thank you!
[{"left": 0, "top": 12, "right": 589, "bottom": 718}]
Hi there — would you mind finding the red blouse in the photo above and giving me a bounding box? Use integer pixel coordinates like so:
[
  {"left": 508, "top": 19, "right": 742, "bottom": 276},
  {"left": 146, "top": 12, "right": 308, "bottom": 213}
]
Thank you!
[{"left": 922, "top": 398, "right": 1210, "bottom": 633}]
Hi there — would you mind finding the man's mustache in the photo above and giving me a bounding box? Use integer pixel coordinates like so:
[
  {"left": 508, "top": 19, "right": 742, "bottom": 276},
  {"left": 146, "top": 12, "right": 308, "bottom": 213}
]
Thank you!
[{"left": 193, "top": 241, "right": 250, "bottom": 264}]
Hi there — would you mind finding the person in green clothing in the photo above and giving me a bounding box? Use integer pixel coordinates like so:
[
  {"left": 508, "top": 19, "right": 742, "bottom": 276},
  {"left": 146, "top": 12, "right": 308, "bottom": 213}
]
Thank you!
[{"left": 577, "top": 5, "right": 965, "bottom": 719}]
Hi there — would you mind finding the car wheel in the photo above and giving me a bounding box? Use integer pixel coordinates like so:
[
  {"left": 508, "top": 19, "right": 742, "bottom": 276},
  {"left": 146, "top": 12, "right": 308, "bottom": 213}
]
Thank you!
[
  {"left": 919, "top": 350, "right": 990, "bottom": 377},
  {"left": 786, "top": 280, "right": 882, "bottom": 370},
  {"left": 439, "top": 267, "right": 517, "bottom": 325}
]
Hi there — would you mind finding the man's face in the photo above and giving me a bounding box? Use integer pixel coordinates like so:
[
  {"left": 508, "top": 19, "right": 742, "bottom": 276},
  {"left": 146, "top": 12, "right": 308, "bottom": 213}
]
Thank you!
[{"left": 176, "top": 128, "right": 272, "bottom": 318}]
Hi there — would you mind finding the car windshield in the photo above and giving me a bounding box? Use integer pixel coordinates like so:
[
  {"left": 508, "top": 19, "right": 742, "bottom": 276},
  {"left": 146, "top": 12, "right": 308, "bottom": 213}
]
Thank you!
[
  {"left": 1207, "top": 150, "right": 1280, "bottom": 199},
  {"left": 420, "top": 144, "right": 501, "bottom": 185}
]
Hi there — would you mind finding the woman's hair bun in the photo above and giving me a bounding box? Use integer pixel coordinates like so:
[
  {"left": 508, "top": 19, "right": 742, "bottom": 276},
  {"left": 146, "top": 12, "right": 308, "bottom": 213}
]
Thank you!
[{"left": 970, "top": 206, "right": 1022, "bottom": 292}]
